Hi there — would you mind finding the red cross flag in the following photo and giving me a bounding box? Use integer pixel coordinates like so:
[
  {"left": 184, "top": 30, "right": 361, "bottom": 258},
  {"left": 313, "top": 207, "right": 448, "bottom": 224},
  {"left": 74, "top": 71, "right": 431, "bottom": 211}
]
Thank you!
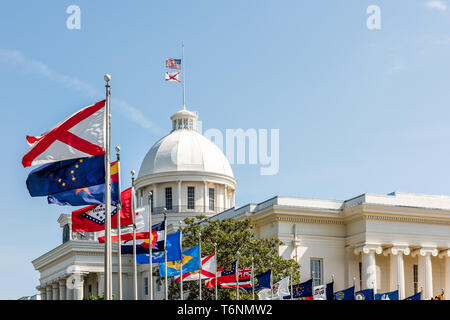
[
  {"left": 165, "top": 71, "right": 181, "bottom": 82},
  {"left": 22, "top": 100, "right": 106, "bottom": 167}
]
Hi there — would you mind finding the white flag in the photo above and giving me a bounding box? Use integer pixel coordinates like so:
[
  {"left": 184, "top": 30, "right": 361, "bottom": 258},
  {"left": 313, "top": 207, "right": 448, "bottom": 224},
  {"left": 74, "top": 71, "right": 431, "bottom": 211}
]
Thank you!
[
  {"left": 258, "top": 276, "right": 290, "bottom": 300},
  {"left": 165, "top": 71, "right": 181, "bottom": 82},
  {"left": 313, "top": 284, "right": 327, "bottom": 300}
]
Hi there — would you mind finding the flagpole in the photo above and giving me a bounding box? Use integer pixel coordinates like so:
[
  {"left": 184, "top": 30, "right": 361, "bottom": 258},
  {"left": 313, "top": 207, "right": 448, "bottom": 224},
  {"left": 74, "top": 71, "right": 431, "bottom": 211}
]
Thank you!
[
  {"left": 131, "top": 170, "right": 138, "bottom": 300},
  {"left": 236, "top": 251, "right": 239, "bottom": 300},
  {"left": 251, "top": 257, "right": 255, "bottom": 300},
  {"left": 103, "top": 74, "right": 113, "bottom": 300},
  {"left": 179, "top": 220, "right": 183, "bottom": 300},
  {"left": 270, "top": 262, "right": 273, "bottom": 300},
  {"left": 148, "top": 191, "right": 153, "bottom": 300},
  {"left": 290, "top": 269, "right": 293, "bottom": 300},
  {"left": 198, "top": 230, "right": 202, "bottom": 300},
  {"left": 182, "top": 42, "right": 186, "bottom": 110},
  {"left": 115, "top": 146, "right": 122, "bottom": 300},
  {"left": 214, "top": 242, "right": 218, "bottom": 300},
  {"left": 164, "top": 208, "right": 168, "bottom": 300}
]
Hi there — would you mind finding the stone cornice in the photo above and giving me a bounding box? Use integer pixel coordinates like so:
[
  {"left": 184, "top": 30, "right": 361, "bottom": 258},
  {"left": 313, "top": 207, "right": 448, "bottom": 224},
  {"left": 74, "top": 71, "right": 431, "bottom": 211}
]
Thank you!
[{"left": 32, "top": 241, "right": 106, "bottom": 270}]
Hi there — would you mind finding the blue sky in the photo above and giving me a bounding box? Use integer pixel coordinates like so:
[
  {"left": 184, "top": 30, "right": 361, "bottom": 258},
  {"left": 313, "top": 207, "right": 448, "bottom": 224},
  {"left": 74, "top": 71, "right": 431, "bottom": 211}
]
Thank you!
[{"left": 0, "top": 0, "right": 449, "bottom": 299}]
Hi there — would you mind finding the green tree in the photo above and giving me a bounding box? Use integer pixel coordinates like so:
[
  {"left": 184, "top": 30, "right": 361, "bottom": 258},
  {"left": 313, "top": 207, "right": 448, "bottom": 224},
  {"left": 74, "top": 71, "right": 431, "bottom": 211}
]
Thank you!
[{"left": 166, "top": 216, "right": 300, "bottom": 300}]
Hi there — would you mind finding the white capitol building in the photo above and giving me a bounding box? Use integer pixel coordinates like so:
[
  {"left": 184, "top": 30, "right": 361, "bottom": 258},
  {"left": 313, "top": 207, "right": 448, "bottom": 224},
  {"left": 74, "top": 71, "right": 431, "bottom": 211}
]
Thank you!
[{"left": 32, "top": 107, "right": 450, "bottom": 300}]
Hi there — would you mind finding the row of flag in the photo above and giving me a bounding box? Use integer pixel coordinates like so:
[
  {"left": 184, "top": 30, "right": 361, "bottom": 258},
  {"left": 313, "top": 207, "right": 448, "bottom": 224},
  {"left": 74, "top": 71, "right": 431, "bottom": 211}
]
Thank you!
[{"left": 257, "top": 277, "right": 444, "bottom": 301}]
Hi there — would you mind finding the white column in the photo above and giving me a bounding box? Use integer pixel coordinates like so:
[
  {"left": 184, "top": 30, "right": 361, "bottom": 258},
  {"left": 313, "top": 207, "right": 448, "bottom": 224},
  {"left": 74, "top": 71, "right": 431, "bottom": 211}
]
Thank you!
[
  {"left": 59, "top": 280, "right": 66, "bottom": 300},
  {"left": 38, "top": 287, "right": 46, "bottom": 300},
  {"left": 203, "top": 181, "right": 208, "bottom": 212},
  {"left": 66, "top": 281, "right": 73, "bottom": 300},
  {"left": 177, "top": 180, "right": 182, "bottom": 212},
  {"left": 52, "top": 283, "right": 59, "bottom": 300},
  {"left": 224, "top": 186, "right": 228, "bottom": 209},
  {"left": 439, "top": 249, "right": 450, "bottom": 300},
  {"left": 73, "top": 273, "right": 85, "bottom": 300},
  {"left": 413, "top": 247, "right": 438, "bottom": 300},
  {"left": 153, "top": 184, "right": 157, "bottom": 212},
  {"left": 232, "top": 190, "right": 235, "bottom": 207},
  {"left": 354, "top": 245, "right": 382, "bottom": 292},
  {"left": 384, "top": 246, "right": 410, "bottom": 299},
  {"left": 46, "top": 285, "right": 52, "bottom": 300}
]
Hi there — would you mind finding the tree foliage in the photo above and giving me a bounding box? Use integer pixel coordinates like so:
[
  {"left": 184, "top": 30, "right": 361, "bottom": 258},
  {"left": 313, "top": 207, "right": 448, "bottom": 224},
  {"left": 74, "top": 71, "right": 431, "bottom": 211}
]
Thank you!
[{"left": 165, "top": 216, "right": 301, "bottom": 300}]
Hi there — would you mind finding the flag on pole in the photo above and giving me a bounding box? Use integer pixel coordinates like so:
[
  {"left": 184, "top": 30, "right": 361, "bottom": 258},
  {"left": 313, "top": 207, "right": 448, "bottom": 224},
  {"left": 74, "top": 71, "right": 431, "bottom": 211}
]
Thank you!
[
  {"left": 159, "top": 245, "right": 200, "bottom": 277},
  {"left": 47, "top": 159, "right": 119, "bottom": 206},
  {"left": 72, "top": 187, "right": 134, "bottom": 232},
  {"left": 165, "top": 72, "right": 181, "bottom": 82},
  {"left": 313, "top": 285, "right": 327, "bottom": 300},
  {"left": 115, "top": 221, "right": 165, "bottom": 254},
  {"left": 326, "top": 281, "right": 334, "bottom": 300},
  {"left": 374, "top": 290, "right": 399, "bottom": 300},
  {"left": 283, "top": 279, "right": 313, "bottom": 300},
  {"left": 355, "top": 288, "right": 374, "bottom": 300},
  {"left": 404, "top": 292, "right": 422, "bottom": 300},
  {"left": 431, "top": 292, "right": 444, "bottom": 300},
  {"left": 26, "top": 155, "right": 105, "bottom": 197},
  {"left": 175, "top": 253, "right": 216, "bottom": 282},
  {"left": 334, "top": 286, "right": 355, "bottom": 300},
  {"left": 258, "top": 276, "right": 290, "bottom": 300},
  {"left": 242, "top": 270, "right": 271, "bottom": 291},
  {"left": 204, "top": 261, "right": 252, "bottom": 289},
  {"left": 22, "top": 100, "right": 106, "bottom": 167},
  {"left": 166, "top": 58, "right": 181, "bottom": 70},
  {"left": 135, "top": 231, "right": 182, "bottom": 263}
]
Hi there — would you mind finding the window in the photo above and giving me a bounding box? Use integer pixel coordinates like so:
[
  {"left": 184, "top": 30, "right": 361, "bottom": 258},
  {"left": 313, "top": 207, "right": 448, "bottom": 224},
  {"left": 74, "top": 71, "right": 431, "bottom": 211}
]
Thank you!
[
  {"left": 165, "top": 187, "right": 172, "bottom": 210},
  {"left": 413, "top": 264, "right": 418, "bottom": 294},
  {"left": 144, "top": 277, "right": 148, "bottom": 296},
  {"left": 359, "top": 262, "right": 362, "bottom": 290},
  {"left": 310, "top": 258, "right": 323, "bottom": 287},
  {"left": 187, "top": 186, "right": 195, "bottom": 209},
  {"left": 150, "top": 190, "right": 153, "bottom": 213},
  {"left": 209, "top": 188, "right": 215, "bottom": 211},
  {"left": 63, "top": 225, "right": 70, "bottom": 243}
]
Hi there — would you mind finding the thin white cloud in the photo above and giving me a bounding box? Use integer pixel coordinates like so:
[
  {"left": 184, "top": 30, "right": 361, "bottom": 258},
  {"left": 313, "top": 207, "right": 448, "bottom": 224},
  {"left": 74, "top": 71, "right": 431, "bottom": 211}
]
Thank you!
[
  {"left": 426, "top": 0, "right": 448, "bottom": 12},
  {"left": 388, "top": 61, "right": 405, "bottom": 74},
  {"left": 0, "top": 49, "right": 162, "bottom": 135}
]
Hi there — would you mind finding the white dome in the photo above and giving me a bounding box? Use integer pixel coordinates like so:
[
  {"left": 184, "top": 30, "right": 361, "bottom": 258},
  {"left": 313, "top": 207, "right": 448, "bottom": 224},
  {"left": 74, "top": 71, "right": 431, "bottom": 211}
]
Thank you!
[{"left": 138, "top": 129, "right": 234, "bottom": 179}]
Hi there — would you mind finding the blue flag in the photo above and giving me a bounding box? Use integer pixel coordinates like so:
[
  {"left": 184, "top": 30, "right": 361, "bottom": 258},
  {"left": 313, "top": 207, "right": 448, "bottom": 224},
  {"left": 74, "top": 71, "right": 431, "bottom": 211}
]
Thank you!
[
  {"left": 26, "top": 155, "right": 105, "bottom": 197},
  {"left": 334, "top": 286, "right": 355, "bottom": 300},
  {"left": 283, "top": 279, "right": 313, "bottom": 299},
  {"left": 326, "top": 281, "right": 334, "bottom": 300},
  {"left": 159, "top": 245, "right": 200, "bottom": 277},
  {"left": 355, "top": 288, "right": 374, "bottom": 300},
  {"left": 47, "top": 181, "right": 119, "bottom": 206},
  {"left": 243, "top": 270, "right": 271, "bottom": 291},
  {"left": 404, "top": 292, "right": 421, "bottom": 300},
  {"left": 136, "top": 231, "right": 182, "bottom": 263},
  {"left": 375, "top": 290, "right": 399, "bottom": 300}
]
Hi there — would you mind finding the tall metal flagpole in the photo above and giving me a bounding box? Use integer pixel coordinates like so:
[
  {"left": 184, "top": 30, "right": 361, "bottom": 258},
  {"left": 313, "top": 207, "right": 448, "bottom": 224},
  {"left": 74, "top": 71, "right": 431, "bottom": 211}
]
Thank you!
[
  {"left": 270, "top": 262, "right": 273, "bottom": 300},
  {"left": 214, "top": 242, "right": 218, "bottom": 300},
  {"left": 251, "top": 257, "right": 255, "bottom": 300},
  {"left": 290, "top": 269, "right": 293, "bottom": 300},
  {"left": 164, "top": 208, "right": 168, "bottom": 300},
  {"left": 131, "top": 170, "right": 138, "bottom": 300},
  {"left": 148, "top": 191, "right": 153, "bottom": 300},
  {"left": 179, "top": 220, "right": 183, "bottom": 300},
  {"left": 236, "top": 251, "right": 239, "bottom": 300},
  {"left": 115, "top": 146, "right": 122, "bottom": 300},
  {"left": 104, "top": 74, "right": 113, "bottom": 300},
  {"left": 198, "top": 230, "right": 202, "bottom": 300},
  {"left": 182, "top": 42, "right": 186, "bottom": 110}
]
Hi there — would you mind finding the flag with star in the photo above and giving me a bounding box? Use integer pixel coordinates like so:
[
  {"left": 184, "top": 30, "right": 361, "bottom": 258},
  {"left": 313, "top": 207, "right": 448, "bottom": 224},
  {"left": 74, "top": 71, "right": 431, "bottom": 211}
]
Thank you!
[
  {"left": 46, "top": 160, "right": 119, "bottom": 206},
  {"left": 26, "top": 155, "right": 105, "bottom": 197}
]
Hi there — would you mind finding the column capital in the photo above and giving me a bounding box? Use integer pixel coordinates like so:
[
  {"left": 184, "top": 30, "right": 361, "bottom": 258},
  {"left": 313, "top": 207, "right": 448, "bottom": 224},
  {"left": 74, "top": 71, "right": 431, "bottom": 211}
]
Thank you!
[
  {"left": 438, "top": 248, "right": 450, "bottom": 258},
  {"left": 411, "top": 247, "right": 438, "bottom": 257},
  {"left": 383, "top": 245, "right": 410, "bottom": 256},
  {"left": 354, "top": 244, "right": 382, "bottom": 255}
]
